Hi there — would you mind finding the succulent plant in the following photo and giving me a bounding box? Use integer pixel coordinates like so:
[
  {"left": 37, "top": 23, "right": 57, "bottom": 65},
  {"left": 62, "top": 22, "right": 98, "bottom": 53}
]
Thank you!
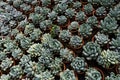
[
  {"left": 99, "top": 16, "right": 118, "bottom": 33},
  {"left": 109, "top": 36, "right": 120, "bottom": 52},
  {"left": 75, "top": 11, "right": 86, "bottom": 22},
  {"left": 95, "top": 6, "right": 107, "bottom": 17},
  {"left": 24, "top": 0, "right": 32, "bottom": 4},
  {"left": 48, "top": 11, "right": 58, "bottom": 21},
  {"left": 86, "top": 16, "right": 98, "bottom": 27},
  {"left": 9, "top": 65, "right": 23, "bottom": 79},
  {"left": 83, "top": 3, "right": 94, "bottom": 15},
  {"left": 24, "top": 61, "right": 37, "bottom": 77},
  {"left": 105, "top": 72, "right": 120, "bottom": 80},
  {"left": 60, "top": 48, "right": 75, "bottom": 62},
  {"left": 60, "top": 69, "right": 76, "bottom": 80},
  {"left": 87, "top": 0, "right": 100, "bottom": 5},
  {"left": 39, "top": 20, "right": 52, "bottom": 31},
  {"left": 27, "top": 43, "right": 43, "bottom": 57},
  {"left": 100, "top": 0, "right": 115, "bottom": 8},
  {"left": 20, "top": 3, "right": 32, "bottom": 13},
  {"left": 68, "top": 21, "right": 79, "bottom": 32},
  {"left": 85, "top": 67, "right": 102, "bottom": 80},
  {"left": 69, "top": 35, "right": 83, "bottom": 49},
  {"left": 83, "top": 42, "right": 101, "bottom": 60},
  {"left": 0, "top": 74, "right": 11, "bottom": 80},
  {"left": 30, "top": 28, "right": 42, "bottom": 41},
  {"left": 65, "top": 8, "right": 75, "bottom": 19},
  {"left": 13, "top": 0, "right": 23, "bottom": 9},
  {"left": 97, "top": 50, "right": 119, "bottom": 68},
  {"left": 24, "top": 23, "right": 35, "bottom": 35},
  {"left": 41, "top": 0, "right": 51, "bottom": 7},
  {"left": 59, "top": 30, "right": 71, "bottom": 42},
  {"left": 39, "top": 7, "right": 51, "bottom": 16},
  {"left": 0, "top": 51, "right": 7, "bottom": 61},
  {"left": 34, "top": 70, "right": 54, "bottom": 80},
  {"left": 94, "top": 32, "right": 110, "bottom": 45},
  {"left": 0, "top": 58, "right": 13, "bottom": 71},
  {"left": 10, "top": 28, "right": 19, "bottom": 37},
  {"left": 50, "top": 25, "right": 60, "bottom": 38},
  {"left": 34, "top": 6, "right": 41, "bottom": 14},
  {"left": 48, "top": 57, "right": 63, "bottom": 75},
  {"left": 71, "top": 57, "right": 87, "bottom": 73},
  {"left": 57, "top": 15, "right": 67, "bottom": 25},
  {"left": 78, "top": 23, "right": 92, "bottom": 37},
  {"left": 73, "top": 1, "right": 82, "bottom": 10}
]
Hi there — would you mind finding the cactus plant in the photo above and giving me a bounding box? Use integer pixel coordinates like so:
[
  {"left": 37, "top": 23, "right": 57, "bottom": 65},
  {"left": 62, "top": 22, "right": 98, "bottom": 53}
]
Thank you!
[
  {"left": 85, "top": 67, "right": 102, "bottom": 80},
  {"left": 83, "top": 42, "right": 101, "bottom": 60},
  {"left": 78, "top": 23, "right": 92, "bottom": 37},
  {"left": 60, "top": 69, "right": 77, "bottom": 80},
  {"left": 69, "top": 35, "right": 83, "bottom": 49},
  {"left": 86, "top": 16, "right": 98, "bottom": 27},
  {"left": 59, "top": 30, "right": 71, "bottom": 42},
  {"left": 71, "top": 57, "right": 87, "bottom": 73}
]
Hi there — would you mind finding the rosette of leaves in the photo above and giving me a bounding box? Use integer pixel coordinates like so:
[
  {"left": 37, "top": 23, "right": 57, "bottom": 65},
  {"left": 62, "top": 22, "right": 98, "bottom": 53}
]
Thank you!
[
  {"left": 95, "top": 6, "right": 107, "bottom": 17},
  {"left": 53, "top": 3, "right": 68, "bottom": 14},
  {"left": 60, "top": 69, "right": 76, "bottom": 80},
  {"left": 68, "top": 21, "right": 79, "bottom": 32},
  {"left": 86, "top": 16, "right": 98, "bottom": 27},
  {"left": 9, "top": 65, "right": 23, "bottom": 79},
  {"left": 109, "top": 4, "right": 120, "bottom": 20},
  {"left": 34, "top": 6, "right": 41, "bottom": 14},
  {"left": 69, "top": 35, "right": 83, "bottom": 49},
  {"left": 83, "top": 42, "right": 101, "bottom": 60},
  {"left": 15, "top": 32, "right": 24, "bottom": 42},
  {"left": 30, "top": 28, "right": 42, "bottom": 41},
  {"left": 48, "top": 57, "right": 63, "bottom": 75},
  {"left": 27, "top": 43, "right": 43, "bottom": 57},
  {"left": 50, "top": 25, "right": 60, "bottom": 38},
  {"left": 29, "top": 13, "right": 45, "bottom": 25},
  {"left": 109, "top": 37, "right": 120, "bottom": 52},
  {"left": 0, "top": 74, "right": 11, "bottom": 80},
  {"left": 87, "top": 0, "right": 100, "bottom": 5},
  {"left": 48, "top": 11, "right": 58, "bottom": 21},
  {"left": 71, "top": 57, "right": 87, "bottom": 73},
  {"left": 24, "top": 0, "right": 32, "bottom": 4},
  {"left": 34, "top": 70, "right": 54, "bottom": 80},
  {"left": 41, "top": 0, "right": 51, "bottom": 7},
  {"left": 39, "top": 7, "right": 51, "bottom": 16},
  {"left": 99, "top": 16, "right": 118, "bottom": 33},
  {"left": 20, "top": 3, "right": 32, "bottom": 14},
  {"left": 0, "top": 58, "right": 13, "bottom": 71},
  {"left": 0, "top": 51, "right": 7, "bottom": 61},
  {"left": 13, "top": 0, "right": 23, "bottom": 9},
  {"left": 85, "top": 67, "right": 102, "bottom": 80},
  {"left": 57, "top": 15, "right": 67, "bottom": 25},
  {"left": 97, "top": 50, "right": 119, "bottom": 69},
  {"left": 65, "top": 8, "right": 75, "bottom": 19},
  {"left": 100, "top": 0, "right": 115, "bottom": 8},
  {"left": 10, "top": 28, "right": 19, "bottom": 38},
  {"left": 94, "top": 32, "right": 110, "bottom": 46},
  {"left": 24, "top": 61, "right": 37, "bottom": 77},
  {"left": 60, "top": 48, "right": 75, "bottom": 62},
  {"left": 73, "top": 1, "right": 82, "bottom": 10},
  {"left": 19, "top": 54, "right": 31, "bottom": 67},
  {"left": 39, "top": 20, "right": 52, "bottom": 31},
  {"left": 83, "top": 3, "right": 94, "bottom": 15},
  {"left": 78, "top": 23, "right": 92, "bottom": 37},
  {"left": 24, "top": 23, "right": 35, "bottom": 35},
  {"left": 75, "top": 11, "right": 86, "bottom": 22},
  {"left": 59, "top": 30, "right": 71, "bottom": 42},
  {"left": 105, "top": 72, "right": 120, "bottom": 80}
]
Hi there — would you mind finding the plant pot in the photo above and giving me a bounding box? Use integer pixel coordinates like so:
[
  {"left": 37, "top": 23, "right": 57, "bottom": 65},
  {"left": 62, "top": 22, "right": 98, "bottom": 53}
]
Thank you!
[
  {"left": 94, "top": 67, "right": 105, "bottom": 80},
  {"left": 115, "top": 64, "right": 120, "bottom": 74},
  {"left": 60, "top": 19, "right": 71, "bottom": 30}
]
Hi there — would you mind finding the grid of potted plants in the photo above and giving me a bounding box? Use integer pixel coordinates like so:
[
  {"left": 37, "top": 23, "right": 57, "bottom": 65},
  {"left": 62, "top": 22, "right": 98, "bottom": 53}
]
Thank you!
[{"left": 0, "top": 0, "right": 120, "bottom": 80}]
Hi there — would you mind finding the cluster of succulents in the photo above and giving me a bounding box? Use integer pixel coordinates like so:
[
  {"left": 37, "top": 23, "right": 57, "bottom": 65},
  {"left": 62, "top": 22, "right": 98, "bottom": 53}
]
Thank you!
[{"left": 0, "top": 0, "right": 120, "bottom": 80}]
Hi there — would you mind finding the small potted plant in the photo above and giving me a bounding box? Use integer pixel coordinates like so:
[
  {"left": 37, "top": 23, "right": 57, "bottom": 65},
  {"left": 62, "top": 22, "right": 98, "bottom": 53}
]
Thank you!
[
  {"left": 65, "top": 8, "right": 76, "bottom": 19},
  {"left": 48, "top": 11, "right": 58, "bottom": 21},
  {"left": 41, "top": 0, "right": 51, "bottom": 7},
  {"left": 73, "top": 1, "right": 82, "bottom": 11},
  {"left": 105, "top": 72, "right": 120, "bottom": 80},
  {"left": 60, "top": 69, "right": 78, "bottom": 80},
  {"left": 85, "top": 67, "right": 104, "bottom": 80},
  {"left": 83, "top": 42, "right": 101, "bottom": 60},
  {"left": 69, "top": 35, "right": 84, "bottom": 50},
  {"left": 0, "top": 74, "right": 11, "bottom": 80},
  {"left": 87, "top": 0, "right": 100, "bottom": 9},
  {"left": 70, "top": 57, "right": 88, "bottom": 74}
]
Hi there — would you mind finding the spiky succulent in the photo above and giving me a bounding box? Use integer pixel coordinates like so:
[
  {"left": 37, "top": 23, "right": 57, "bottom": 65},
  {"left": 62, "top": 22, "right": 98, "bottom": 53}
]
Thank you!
[
  {"left": 97, "top": 50, "right": 119, "bottom": 68},
  {"left": 86, "top": 16, "right": 98, "bottom": 27},
  {"left": 75, "top": 11, "right": 86, "bottom": 22},
  {"left": 69, "top": 35, "right": 83, "bottom": 49},
  {"left": 94, "top": 32, "right": 110, "bottom": 45},
  {"left": 68, "top": 21, "right": 79, "bottom": 32},
  {"left": 71, "top": 57, "right": 87, "bottom": 73},
  {"left": 0, "top": 58, "right": 13, "bottom": 71},
  {"left": 78, "top": 23, "right": 93, "bottom": 37},
  {"left": 59, "top": 30, "right": 71, "bottom": 42},
  {"left": 60, "top": 48, "right": 75, "bottom": 62},
  {"left": 99, "top": 16, "right": 118, "bottom": 33},
  {"left": 85, "top": 67, "right": 102, "bottom": 80},
  {"left": 83, "top": 42, "right": 101, "bottom": 60},
  {"left": 60, "top": 69, "right": 76, "bottom": 80}
]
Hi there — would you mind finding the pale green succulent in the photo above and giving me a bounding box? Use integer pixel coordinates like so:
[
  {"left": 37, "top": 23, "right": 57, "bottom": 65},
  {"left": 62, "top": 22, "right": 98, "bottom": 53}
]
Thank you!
[
  {"left": 68, "top": 21, "right": 79, "bottom": 31},
  {"left": 105, "top": 72, "right": 120, "bottom": 80},
  {"left": 0, "top": 74, "right": 11, "bottom": 80},
  {"left": 86, "top": 16, "right": 98, "bottom": 27},
  {"left": 57, "top": 15, "right": 67, "bottom": 25},
  {"left": 48, "top": 11, "right": 58, "bottom": 21},
  {"left": 24, "top": 23, "right": 35, "bottom": 35},
  {"left": 65, "top": 8, "right": 75, "bottom": 18},
  {"left": 41, "top": 0, "right": 51, "bottom": 7},
  {"left": 75, "top": 11, "right": 86, "bottom": 22},
  {"left": 95, "top": 6, "right": 106, "bottom": 17},
  {"left": 84, "top": 3, "right": 93, "bottom": 14},
  {"left": 11, "top": 48, "right": 23, "bottom": 59}
]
